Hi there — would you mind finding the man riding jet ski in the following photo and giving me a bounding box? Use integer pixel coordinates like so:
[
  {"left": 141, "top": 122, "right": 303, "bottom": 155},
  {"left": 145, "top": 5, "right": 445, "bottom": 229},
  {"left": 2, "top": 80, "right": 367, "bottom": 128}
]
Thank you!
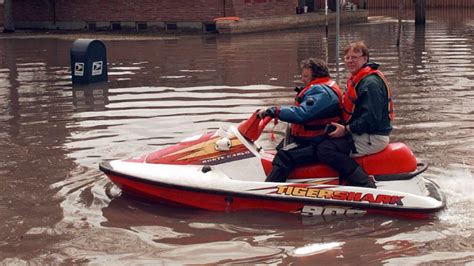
[
  {"left": 317, "top": 41, "right": 394, "bottom": 189},
  {"left": 257, "top": 58, "right": 344, "bottom": 184}
]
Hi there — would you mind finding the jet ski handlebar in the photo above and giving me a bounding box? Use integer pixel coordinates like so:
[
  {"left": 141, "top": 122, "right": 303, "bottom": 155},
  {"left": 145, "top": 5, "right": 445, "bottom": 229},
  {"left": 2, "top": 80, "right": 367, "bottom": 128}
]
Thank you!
[{"left": 237, "top": 111, "right": 273, "bottom": 142}]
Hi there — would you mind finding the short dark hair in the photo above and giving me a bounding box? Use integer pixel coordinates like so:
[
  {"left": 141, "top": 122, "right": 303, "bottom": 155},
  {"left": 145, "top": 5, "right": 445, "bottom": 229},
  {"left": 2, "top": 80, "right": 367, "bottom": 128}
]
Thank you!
[
  {"left": 300, "top": 58, "right": 330, "bottom": 78},
  {"left": 344, "top": 41, "right": 370, "bottom": 61}
]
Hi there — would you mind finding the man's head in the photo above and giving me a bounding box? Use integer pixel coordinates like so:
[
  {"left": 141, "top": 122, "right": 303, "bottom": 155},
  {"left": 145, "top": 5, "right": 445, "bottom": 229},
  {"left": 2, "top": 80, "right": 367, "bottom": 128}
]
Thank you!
[
  {"left": 343, "top": 41, "right": 369, "bottom": 75},
  {"left": 300, "top": 58, "right": 330, "bottom": 85}
]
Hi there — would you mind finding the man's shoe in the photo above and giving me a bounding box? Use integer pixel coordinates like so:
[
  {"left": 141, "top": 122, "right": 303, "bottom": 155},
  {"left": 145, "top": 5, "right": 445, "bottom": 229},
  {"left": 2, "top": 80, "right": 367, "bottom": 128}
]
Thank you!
[
  {"left": 347, "top": 166, "right": 376, "bottom": 188},
  {"left": 368, "top": 175, "right": 377, "bottom": 189}
]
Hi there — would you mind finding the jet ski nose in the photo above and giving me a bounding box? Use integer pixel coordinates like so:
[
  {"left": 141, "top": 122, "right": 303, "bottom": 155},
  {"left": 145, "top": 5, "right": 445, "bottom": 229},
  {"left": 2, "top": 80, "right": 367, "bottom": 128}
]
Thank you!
[{"left": 99, "top": 161, "right": 113, "bottom": 173}]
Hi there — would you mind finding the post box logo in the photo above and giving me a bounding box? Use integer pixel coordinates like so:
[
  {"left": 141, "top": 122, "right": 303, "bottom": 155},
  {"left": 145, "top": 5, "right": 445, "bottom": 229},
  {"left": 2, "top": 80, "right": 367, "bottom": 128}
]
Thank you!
[
  {"left": 74, "top": 62, "right": 84, "bottom": 76},
  {"left": 92, "top": 61, "right": 103, "bottom": 76}
]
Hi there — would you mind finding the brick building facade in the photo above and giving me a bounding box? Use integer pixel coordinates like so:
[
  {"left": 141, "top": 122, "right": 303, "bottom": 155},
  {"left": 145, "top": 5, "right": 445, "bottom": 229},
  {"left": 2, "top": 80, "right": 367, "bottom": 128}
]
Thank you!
[
  {"left": 367, "top": 0, "right": 473, "bottom": 8},
  {"left": 0, "top": 3, "right": 3, "bottom": 27},
  {"left": 9, "top": 0, "right": 300, "bottom": 31},
  {"left": 5, "top": 0, "right": 366, "bottom": 31},
  {"left": 3, "top": 0, "right": 472, "bottom": 32}
]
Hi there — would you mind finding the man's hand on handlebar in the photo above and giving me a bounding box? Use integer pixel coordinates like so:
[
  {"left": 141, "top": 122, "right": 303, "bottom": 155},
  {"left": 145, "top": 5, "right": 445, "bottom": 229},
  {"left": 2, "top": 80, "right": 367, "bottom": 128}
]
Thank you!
[{"left": 257, "top": 107, "right": 276, "bottom": 119}]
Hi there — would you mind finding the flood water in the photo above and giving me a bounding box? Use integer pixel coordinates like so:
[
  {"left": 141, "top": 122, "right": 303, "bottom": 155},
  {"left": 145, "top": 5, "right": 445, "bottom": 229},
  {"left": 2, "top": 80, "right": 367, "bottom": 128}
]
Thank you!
[{"left": 1, "top": 10, "right": 474, "bottom": 264}]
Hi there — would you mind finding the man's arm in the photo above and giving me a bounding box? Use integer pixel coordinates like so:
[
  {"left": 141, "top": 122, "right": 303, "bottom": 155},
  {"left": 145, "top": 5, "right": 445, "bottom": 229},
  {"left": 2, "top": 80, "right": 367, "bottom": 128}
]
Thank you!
[{"left": 278, "top": 85, "right": 340, "bottom": 124}]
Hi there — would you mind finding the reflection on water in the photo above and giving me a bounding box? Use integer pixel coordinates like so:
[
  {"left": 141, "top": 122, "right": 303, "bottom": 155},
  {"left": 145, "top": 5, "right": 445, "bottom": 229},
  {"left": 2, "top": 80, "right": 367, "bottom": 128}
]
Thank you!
[
  {"left": 1, "top": 9, "right": 474, "bottom": 264},
  {"left": 72, "top": 85, "right": 109, "bottom": 112}
]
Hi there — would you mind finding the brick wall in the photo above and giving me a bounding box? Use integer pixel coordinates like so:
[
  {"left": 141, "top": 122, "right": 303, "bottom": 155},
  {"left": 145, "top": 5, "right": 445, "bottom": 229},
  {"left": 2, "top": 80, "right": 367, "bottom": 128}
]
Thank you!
[
  {"left": 13, "top": 0, "right": 223, "bottom": 22},
  {"left": 12, "top": 0, "right": 297, "bottom": 23},
  {"left": 13, "top": 0, "right": 54, "bottom": 21},
  {"left": 368, "top": 0, "right": 474, "bottom": 9},
  {"left": 0, "top": 4, "right": 4, "bottom": 26},
  {"left": 232, "top": 0, "right": 298, "bottom": 18}
]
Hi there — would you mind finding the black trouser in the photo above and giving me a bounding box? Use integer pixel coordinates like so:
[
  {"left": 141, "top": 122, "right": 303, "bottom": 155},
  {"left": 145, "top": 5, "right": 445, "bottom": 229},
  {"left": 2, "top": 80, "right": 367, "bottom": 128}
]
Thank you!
[
  {"left": 315, "top": 136, "right": 376, "bottom": 188},
  {"left": 315, "top": 136, "right": 359, "bottom": 182},
  {"left": 265, "top": 139, "right": 319, "bottom": 183}
]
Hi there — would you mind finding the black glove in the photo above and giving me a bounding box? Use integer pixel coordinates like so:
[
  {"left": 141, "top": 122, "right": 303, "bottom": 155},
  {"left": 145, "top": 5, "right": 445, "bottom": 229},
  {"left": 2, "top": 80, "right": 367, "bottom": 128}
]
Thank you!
[
  {"left": 294, "top": 86, "right": 303, "bottom": 94},
  {"left": 258, "top": 107, "right": 276, "bottom": 119}
]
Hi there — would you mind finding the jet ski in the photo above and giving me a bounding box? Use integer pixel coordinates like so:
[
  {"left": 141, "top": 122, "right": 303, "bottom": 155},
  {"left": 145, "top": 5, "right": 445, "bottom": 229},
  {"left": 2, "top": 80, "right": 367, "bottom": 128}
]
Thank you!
[{"left": 99, "top": 112, "right": 446, "bottom": 219}]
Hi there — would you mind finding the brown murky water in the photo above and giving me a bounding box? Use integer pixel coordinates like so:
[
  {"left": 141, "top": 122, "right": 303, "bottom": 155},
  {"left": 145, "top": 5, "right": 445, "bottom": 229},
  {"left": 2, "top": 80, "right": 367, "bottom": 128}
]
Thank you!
[{"left": 1, "top": 10, "right": 474, "bottom": 264}]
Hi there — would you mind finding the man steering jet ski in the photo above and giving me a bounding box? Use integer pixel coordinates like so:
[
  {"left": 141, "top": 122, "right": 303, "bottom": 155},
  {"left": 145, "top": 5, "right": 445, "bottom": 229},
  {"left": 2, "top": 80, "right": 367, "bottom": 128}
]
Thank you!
[{"left": 257, "top": 58, "right": 343, "bottom": 184}]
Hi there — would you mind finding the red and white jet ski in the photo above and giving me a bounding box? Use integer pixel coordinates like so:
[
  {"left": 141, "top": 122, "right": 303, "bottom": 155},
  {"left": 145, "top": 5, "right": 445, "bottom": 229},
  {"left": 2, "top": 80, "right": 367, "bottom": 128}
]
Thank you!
[{"left": 100, "top": 112, "right": 446, "bottom": 219}]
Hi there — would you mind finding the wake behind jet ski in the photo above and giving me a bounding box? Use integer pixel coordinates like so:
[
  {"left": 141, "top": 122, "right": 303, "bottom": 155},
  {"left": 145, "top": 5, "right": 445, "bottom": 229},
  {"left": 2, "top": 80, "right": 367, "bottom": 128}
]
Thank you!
[{"left": 99, "top": 112, "right": 446, "bottom": 219}]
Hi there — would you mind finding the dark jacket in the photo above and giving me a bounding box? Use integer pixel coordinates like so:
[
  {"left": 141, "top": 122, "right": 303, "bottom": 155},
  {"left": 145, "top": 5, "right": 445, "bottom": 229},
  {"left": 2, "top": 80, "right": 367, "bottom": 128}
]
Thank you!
[{"left": 348, "top": 62, "right": 392, "bottom": 135}]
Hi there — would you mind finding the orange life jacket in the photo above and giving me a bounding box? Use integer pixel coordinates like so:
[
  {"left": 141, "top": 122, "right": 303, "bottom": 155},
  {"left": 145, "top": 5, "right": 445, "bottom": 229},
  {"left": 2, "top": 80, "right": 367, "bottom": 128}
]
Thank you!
[
  {"left": 290, "top": 77, "right": 343, "bottom": 138},
  {"left": 342, "top": 66, "right": 395, "bottom": 123}
]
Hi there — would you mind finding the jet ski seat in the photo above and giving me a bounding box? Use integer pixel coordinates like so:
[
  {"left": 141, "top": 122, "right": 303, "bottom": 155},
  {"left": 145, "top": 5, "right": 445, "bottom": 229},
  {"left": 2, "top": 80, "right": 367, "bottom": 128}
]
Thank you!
[{"left": 261, "top": 143, "right": 418, "bottom": 180}]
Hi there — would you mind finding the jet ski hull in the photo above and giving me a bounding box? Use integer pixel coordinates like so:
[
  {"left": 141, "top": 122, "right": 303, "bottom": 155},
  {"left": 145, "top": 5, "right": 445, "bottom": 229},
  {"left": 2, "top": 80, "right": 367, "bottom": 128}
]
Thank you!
[{"left": 100, "top": 161, "right": 446, "bottom": 219}]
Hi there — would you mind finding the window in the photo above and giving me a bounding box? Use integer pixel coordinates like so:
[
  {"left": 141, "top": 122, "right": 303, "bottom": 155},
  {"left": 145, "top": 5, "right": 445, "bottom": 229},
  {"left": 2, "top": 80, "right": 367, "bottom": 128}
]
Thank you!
[
  {"left": 136, "top": 22, "right": 147, "bottom": 30},
  {"left": 166, "top": 23, "right": 178, "bottom": 30},
  {"left": 111, "top": 22, "right": 122, "bottom": 30}
]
